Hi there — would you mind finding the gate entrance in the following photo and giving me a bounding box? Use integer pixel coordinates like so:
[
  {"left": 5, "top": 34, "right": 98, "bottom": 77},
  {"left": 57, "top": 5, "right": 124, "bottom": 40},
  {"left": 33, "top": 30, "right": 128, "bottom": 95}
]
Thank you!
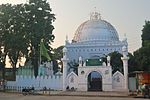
[{"left": 88, "top": 71, "right": 102, "bottom": 91}]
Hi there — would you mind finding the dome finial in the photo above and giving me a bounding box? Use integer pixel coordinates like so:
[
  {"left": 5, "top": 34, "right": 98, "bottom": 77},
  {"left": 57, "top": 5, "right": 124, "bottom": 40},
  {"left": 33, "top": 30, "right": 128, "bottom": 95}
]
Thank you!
[
  {"left": 123, "top": 33, "right": 127, "bottom": 42},
  {"left": 90, "top": 7, "right": 101, "bottom": 20}
]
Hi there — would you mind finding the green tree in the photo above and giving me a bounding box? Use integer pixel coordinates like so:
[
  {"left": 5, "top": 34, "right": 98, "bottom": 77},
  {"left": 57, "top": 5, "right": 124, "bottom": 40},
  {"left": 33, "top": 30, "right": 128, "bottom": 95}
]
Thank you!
[
  {"left": 52, "top": 46, "right": 64, "bottom": 61},
  {"left": 141, "top": 21, "right": 150, "bottom": 47},
  {"left": 133, "top": 46, "right": 150, "bottom": 71},
  {"left": 52, "top": 46, "right": 64, "bottom": 73},
  {"left": 24, "top": 0, "right": 55, "bottom": 77},
  {"left": 108, "top": 52, "right": 123, "bottom": 73},
  {"left": 0, "top": 4, "right": 28, "bottom": 80},
  {"left": 128, "top": 53, "right": 138, "bottom": 73},
  {"left": 133, "top": 20, "right": 150, "bottom": 72},
  {"left": 0, "top": 0, "right": 55, "bottom": 78}
]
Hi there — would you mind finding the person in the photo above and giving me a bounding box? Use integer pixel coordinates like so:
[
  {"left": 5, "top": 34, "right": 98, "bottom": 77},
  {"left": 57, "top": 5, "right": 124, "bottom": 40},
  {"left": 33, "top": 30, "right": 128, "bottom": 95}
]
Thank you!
[
  {"left": 31, "top": 86, "right": 35, "bottom": 94},
  {"left": 66, "top": 86, "right": 69, "bottom": 90},
  {"left": 43, "top": 86, "right": 47, "bottom": 94}
]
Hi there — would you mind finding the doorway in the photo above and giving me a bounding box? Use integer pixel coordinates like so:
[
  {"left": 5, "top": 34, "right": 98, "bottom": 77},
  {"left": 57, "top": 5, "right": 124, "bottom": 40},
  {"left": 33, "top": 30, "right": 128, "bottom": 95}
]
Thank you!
[{"left": 88, "top": 71, "right": 102, "bottom": 91}]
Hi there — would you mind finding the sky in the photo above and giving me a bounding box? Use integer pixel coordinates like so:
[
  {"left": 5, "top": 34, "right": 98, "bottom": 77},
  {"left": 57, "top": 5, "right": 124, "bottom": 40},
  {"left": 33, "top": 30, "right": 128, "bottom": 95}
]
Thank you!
[{"left": 0, "top": 0, "right": 150, "bottom": 53}]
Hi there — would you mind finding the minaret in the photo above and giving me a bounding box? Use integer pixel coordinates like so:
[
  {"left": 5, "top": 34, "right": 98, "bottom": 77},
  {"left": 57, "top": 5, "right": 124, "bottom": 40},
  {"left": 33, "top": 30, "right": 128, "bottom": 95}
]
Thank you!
[
  {"left": 61, "top": 47, "right": 69, "bottom": 91},
  {"left": 121, "top": 46, "right": 129, "bottom": 91}
]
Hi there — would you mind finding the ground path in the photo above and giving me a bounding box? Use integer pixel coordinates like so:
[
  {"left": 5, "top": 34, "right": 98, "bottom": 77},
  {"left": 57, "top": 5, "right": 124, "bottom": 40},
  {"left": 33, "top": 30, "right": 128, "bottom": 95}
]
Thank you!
[{"left": 0, "top": 92, "right": 145, "bottom": 100}]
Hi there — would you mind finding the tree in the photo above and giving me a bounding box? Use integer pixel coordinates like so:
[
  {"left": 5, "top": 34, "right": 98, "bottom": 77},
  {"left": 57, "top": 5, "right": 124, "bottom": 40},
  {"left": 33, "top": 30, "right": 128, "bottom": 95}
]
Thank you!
[
  {"left": 51, "top": 46, "right": 64, "bottom": 73},
  {"left": 128, "top": 53, "right": 138, "bottom": 73},
  {"left": 0, "top": 4, "right": 28, "bottom": 80},
  {"left": 141, "top": 21, "right": 150, "bottom": 47},
  {"left": 108, "top": 52, "right": 123, "bottom": 73},
  {"left": 0, "top": 0, "right": 55, "bottom": 78},
  {"left": 24, "top": 0, "right": 55, "bottom": 77},
  {"left": 133, "top": 20, "right": 150, "bottom": 72},
  {"left": 68, "top": 60, "right": 79, "bottom": 75},
  {"left": 133, "top": 46, "right": 150, "bottom": 71},
  {"left": 52, "top": 46, "right": 64, "bottom": 61}
]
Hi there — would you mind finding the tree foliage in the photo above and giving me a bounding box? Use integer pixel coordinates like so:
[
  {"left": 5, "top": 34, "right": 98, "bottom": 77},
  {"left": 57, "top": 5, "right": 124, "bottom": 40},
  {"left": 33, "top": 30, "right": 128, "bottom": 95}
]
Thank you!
[
  {"left": 0, "top": 4, "right": 28, "bottom": 79},
  {"left": 141, "top": 21, "right": 150, "bottom": 47},
  {"left": 128, "top": 53, "right": 138, "bottom": 73},
  {"left": 133, "top": 45, "right": 150, "bottom": 71},
  {"left": 24, "top": 0, "right": 55, "bottom": 77},
  {"left": 133, "top": 20, "right": 150, "bottom": 72},
  {"left": 0, "top": 0, "right": 55, "bottom": 78},
  {"left": 52, "top": 46, "right": 64, "bottom": 73},
  {"left": 107, "top": 52, "right": 123, "bottom": 73},
  {"left": 52, "top": 46, "right": 64, "bottom": 61}
]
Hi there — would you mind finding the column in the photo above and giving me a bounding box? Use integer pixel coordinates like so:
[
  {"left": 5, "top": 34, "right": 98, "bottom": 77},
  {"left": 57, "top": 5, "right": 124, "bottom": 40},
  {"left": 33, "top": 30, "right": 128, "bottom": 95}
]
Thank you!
[
  {"left": 61, "top": 47, "right": 69, "bottom": 91},
  {"left": 121, "top": 46, "right": 129, "bottom": 91}
]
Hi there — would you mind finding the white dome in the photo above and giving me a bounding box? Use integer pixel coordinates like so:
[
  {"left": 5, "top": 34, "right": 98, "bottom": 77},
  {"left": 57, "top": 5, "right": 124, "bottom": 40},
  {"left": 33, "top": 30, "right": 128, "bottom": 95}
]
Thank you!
[{"left": 72, "top": 12, "right": 119, "bottom": 43}]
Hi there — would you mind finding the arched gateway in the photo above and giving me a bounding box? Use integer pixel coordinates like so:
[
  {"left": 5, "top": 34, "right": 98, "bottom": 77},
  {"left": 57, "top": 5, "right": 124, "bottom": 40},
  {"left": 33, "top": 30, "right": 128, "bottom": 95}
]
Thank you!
[{"left": 87, "top": 71, "right": 102, "bottom": 91}]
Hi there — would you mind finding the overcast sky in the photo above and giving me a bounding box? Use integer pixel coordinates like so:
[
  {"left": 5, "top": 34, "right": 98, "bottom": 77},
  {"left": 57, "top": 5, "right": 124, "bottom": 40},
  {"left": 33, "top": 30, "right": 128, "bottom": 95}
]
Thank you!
[{"left": 0, "top": 0, "right": 150, "bottom": 53}]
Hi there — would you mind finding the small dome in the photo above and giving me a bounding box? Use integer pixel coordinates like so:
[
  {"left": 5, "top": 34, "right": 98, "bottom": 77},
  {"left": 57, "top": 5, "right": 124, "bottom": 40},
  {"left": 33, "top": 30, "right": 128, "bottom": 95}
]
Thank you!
[{"left": 72, "top": 12, "right": 119, "bottom": 43}]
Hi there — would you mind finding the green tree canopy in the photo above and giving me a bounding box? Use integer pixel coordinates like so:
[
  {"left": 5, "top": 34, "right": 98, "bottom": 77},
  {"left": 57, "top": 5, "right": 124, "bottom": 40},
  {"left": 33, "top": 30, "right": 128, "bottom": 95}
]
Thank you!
[
  {"left": 133, "top": 20, "right": 150, "bottom": 72},
  {"left": 24, "top": 0, "right": 55, "bottom": 77},
  {"left": 108, "top": 51, "right": 123, "bottom": 73},
  {"left": 128, "top": 53, "right": 138, "bottom": 73},
  {"left": 0, "top": 4, "right": 28, "bottom": 80},
  {"left": 52, "top": 46, "right": 64, "bottom": 73},
  {"left": 141, "top": 21, "right": 150, "bottom": 47},
  {"left": 0, "top": 0, "right": 55, "bottom": 78},
  {"left": 133, "top": 45, "right": 150, "bottom": 71}
]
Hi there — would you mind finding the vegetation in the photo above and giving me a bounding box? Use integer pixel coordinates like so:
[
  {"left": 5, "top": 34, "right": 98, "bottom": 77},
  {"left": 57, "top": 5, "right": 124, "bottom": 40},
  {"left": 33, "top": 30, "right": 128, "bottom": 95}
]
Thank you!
[
  {"left": 0, "top": 0, "right": 150, "bottom": 80},
  {"left": 0, "top": 0, "right": 55, "bottom": 78},
  {"left": 133, "top": 21, "right": 150, "bottom": 72},
  {"left": 108, "top": 52, "right": 123, "bottom": 73},
  {"left": 52, "top": 46, "right": 64, "bottom": 73},
  {"left": 141, "top": 21, "right": 150, "bottom": 47}
]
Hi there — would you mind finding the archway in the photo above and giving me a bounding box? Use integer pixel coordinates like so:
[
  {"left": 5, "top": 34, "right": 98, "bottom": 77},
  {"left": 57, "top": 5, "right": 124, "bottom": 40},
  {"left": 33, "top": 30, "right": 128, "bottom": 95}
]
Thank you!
[{"left": 87, "top": 71, "right": 102, "bottom": 91}]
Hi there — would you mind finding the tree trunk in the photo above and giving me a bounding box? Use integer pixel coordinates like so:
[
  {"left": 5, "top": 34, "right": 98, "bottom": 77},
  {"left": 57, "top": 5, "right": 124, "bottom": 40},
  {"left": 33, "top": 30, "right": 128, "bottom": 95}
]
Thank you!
[
  {"left": 33, "top": 56, "right": 39, "bottom": 77},
  {"left": 33, "top": 47, "right": 39, "bottom": 77},
  {"left": 12, "top": 66, "right": 16, "bottom": 81}
]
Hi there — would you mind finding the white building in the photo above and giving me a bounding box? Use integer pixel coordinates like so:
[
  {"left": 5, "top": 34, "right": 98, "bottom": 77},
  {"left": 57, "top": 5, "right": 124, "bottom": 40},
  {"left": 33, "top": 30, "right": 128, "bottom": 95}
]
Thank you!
[
  {"left": 62, "top": 12, "right": 129, "bottom": 91},
  {"left": 65, "top": 12, "right": 127, "bottom": 62}
]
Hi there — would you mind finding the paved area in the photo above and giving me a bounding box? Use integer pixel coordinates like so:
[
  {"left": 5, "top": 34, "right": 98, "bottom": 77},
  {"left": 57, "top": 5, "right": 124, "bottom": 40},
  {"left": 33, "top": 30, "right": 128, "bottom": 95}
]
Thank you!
[
  {"left": 0, "top": 92, "right": 147, "bottom": 100},
  {"left": 36, "top": 91, "right": 129, "bottom": 97}
]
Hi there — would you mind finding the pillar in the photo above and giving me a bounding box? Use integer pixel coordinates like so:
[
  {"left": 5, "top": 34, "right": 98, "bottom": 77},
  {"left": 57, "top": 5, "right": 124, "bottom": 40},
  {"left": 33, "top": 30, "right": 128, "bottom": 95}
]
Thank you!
[
  {"left": 121, "top": 46, "right": 129, "bottom": 91},
  {"left": 61, "top": 47, "right": 69, "bottom": 91},
  {"left": 107, "top": 56, "right": 111, "bottom": 66},
  {"left": 79, "top": 56, "right": 82, "bottom": 67}
]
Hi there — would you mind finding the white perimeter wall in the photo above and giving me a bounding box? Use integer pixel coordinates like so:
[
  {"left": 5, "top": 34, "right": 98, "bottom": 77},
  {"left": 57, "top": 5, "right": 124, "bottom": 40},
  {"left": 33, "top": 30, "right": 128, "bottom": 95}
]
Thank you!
[{"left": 6, "top": 75, "right": 63, "bottom": 90}]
